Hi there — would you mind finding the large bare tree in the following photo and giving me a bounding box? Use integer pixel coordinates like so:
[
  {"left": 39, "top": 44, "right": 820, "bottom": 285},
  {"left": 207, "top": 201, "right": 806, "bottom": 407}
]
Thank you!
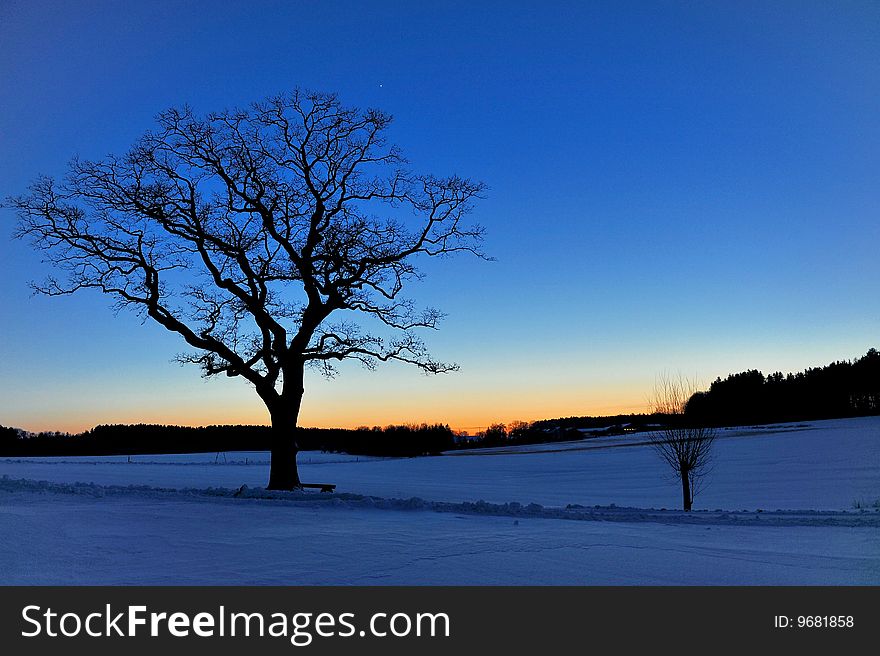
[
  {"left": 648, "top": 375, "right": 717, "bottom": 511},
  {"left": 7, "top": 90, "right": 486, "bottom": 490}
]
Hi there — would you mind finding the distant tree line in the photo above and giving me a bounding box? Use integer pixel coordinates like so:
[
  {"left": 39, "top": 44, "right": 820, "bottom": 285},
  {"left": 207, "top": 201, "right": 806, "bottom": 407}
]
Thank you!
[
  {"left": 308, "top": 424, "right": 456, "bottom": 457},
  {"left": 685, "top": 348, "right": 880, "bottom": 426},
  {"left": 468, "top": 348, "right": 880, "bottom": 449},
  {"left": 0, "top": 422, "right": 455, "bottom": 458},
  {"left": 464, "top": 419, "right": 591, "bottom": 448},
  {"left": 0, "top": 424, "right": 20, "bottom": 448},
  {"left": 3, "top": 349, "right": 876, "bottom": 458}
]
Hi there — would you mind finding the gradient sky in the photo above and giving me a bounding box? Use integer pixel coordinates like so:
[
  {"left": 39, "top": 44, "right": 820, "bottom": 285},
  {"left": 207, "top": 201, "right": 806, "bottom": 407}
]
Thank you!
[{"left": 1, "top": 0, "right": 878, "bottom": 433}]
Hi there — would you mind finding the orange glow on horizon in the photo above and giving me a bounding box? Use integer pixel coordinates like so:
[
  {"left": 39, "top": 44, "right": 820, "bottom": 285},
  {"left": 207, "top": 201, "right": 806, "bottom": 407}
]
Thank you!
[{"left": 10, "top": 391, "right": 652, "bottom": 436}]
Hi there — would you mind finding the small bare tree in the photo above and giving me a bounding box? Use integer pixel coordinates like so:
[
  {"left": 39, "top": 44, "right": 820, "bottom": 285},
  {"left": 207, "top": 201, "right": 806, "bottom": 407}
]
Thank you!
[
  {"left": 6, "top": 90, "right": 486, "bottom": 490},
  {"left": 648, "top": 375, "right": 716, "bottom": 511}
]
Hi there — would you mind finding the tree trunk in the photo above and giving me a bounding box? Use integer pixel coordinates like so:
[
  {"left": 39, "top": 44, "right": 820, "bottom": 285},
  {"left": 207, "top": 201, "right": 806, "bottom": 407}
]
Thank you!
[
  {"left": 266, "top": 384, "right": 304, "bottom": 491},
  {"left": 681, "top": 469, "right": 692, "bottom": 511}
]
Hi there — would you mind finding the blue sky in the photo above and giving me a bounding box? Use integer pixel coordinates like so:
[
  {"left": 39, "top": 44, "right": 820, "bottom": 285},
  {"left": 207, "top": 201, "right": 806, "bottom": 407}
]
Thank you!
[{"left": 1, "top": 0, "right": 878, "bottom": 432}]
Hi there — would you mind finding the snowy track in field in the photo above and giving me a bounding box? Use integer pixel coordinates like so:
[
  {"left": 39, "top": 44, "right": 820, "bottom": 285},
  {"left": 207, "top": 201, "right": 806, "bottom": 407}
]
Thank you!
[{"left": 3, "top": 475, "right": 878, "bottom": 529}]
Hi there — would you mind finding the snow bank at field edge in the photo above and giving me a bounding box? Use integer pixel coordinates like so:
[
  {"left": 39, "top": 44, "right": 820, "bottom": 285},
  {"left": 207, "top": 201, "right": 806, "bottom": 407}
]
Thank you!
[{"left": 3, "top": 475, "right": 877, "bottom": 528}]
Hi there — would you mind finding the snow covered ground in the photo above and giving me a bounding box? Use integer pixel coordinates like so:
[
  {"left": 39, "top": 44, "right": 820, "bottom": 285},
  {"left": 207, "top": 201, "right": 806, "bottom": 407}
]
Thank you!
[{"left": 1, "top": 417, "right": 878, "bottom": 584}]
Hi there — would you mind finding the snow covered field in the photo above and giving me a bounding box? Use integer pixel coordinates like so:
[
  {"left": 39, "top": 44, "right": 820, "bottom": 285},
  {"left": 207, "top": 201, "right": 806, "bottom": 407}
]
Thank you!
[{"left": 1, "top": 417, "right": 878, "bottom": 584}]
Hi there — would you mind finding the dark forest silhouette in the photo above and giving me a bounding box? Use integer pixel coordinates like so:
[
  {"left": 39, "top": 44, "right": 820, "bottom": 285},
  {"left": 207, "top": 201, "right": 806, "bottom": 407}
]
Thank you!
[
  {"left": 0, "top": 423, "right": 455, "bottom": 458},
  {"left": 684, "top": 348, "right": 880, "bottom": 426}
]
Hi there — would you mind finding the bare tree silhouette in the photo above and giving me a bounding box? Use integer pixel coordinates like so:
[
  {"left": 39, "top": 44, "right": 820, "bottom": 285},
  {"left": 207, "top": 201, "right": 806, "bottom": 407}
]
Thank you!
[
  {"left": 648, "top": 375, "right": 717, "bottom": 511},
  {"left": 7, "top": 90, "right": 486, "bottom": 490}
]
